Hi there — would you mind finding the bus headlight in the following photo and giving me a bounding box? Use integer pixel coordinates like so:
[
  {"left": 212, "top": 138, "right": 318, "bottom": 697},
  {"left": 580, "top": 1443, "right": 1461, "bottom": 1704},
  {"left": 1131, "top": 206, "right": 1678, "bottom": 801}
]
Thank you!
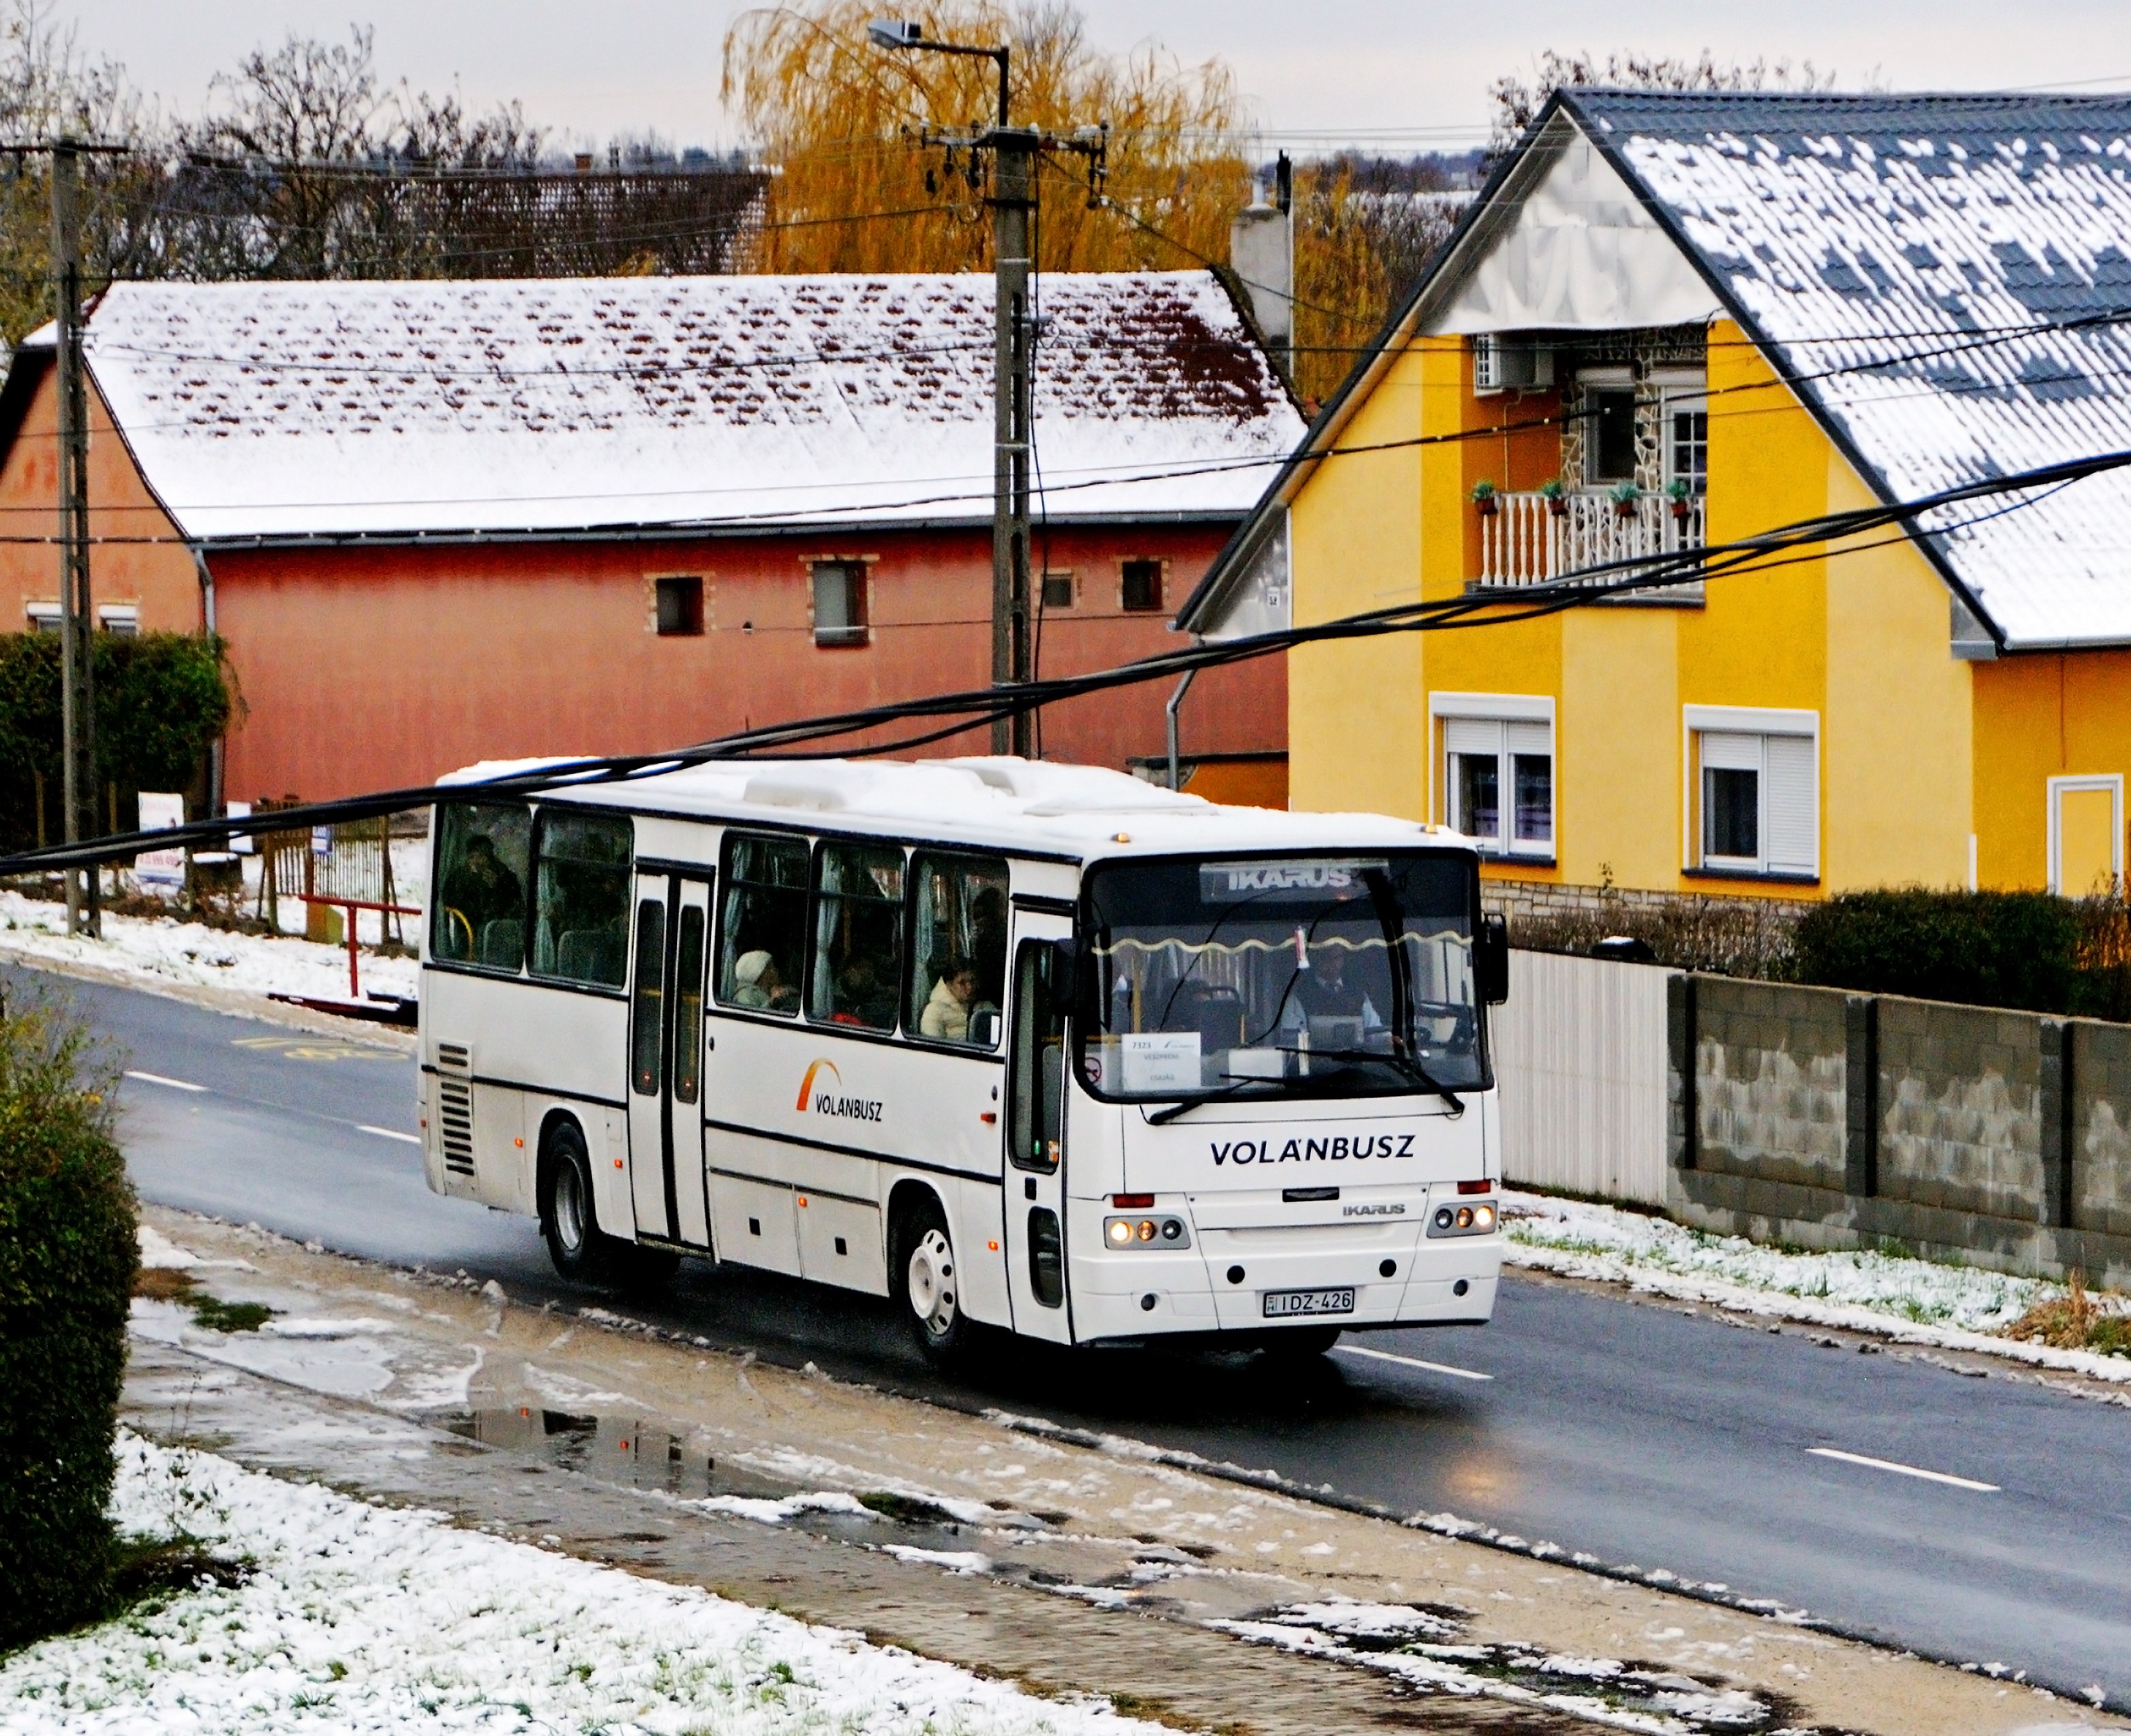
[
  {"left": 1427, "top": 1198, "right": 1499, "bottom": 1239},
  {"left": 1103, "top": 1214, "right": 1191, "bottom": 1249}
]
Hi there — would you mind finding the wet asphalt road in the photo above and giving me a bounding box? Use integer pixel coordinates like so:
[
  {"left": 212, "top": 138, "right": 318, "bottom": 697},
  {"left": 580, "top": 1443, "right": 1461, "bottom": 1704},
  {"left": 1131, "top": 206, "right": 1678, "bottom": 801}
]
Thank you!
[{"left": 29, "top": 963, "right": 2131, "bottom": 1708}]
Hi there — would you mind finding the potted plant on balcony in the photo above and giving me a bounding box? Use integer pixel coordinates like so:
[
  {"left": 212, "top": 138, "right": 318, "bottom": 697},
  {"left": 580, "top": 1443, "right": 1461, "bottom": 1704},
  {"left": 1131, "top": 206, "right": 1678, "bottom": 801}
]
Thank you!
[
  {"left": 1471, "top": 479, "right": 1499, "bottom": 517},
  {"left": 1667, "top": 477, "right": 1695, "bottom": 520},
  {"left": 1610, "top": 481, "right": 1640, "bottom": 520},
  {"left": 1539, "top": 477, "right": 1568, "bottom": 518}
]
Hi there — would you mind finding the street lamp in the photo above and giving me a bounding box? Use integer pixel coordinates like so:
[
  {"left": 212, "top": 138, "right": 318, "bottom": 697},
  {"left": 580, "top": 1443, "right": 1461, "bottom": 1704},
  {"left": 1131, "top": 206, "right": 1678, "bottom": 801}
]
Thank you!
[{"left": 869, "top": 18, "right": 1030, "bottom": 755}]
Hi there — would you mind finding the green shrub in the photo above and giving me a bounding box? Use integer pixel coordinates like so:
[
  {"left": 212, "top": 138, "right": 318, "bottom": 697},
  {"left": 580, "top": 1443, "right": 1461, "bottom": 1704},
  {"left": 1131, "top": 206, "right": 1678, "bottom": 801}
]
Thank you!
[
  {"left": 0, "top": 992, "right": 137, "bottom": 1650},
  {"left": 1792, "top": 890, "right": 2081, "bottom": 1012},
  {"left": 0, "top": 631, "right": 233, "bottom": 851}
]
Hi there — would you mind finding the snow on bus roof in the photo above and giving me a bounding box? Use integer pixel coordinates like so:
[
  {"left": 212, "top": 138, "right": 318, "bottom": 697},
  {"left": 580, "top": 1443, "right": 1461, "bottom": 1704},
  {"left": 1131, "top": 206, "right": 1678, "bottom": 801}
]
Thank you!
[
  {"left": 436, "top": 755, "right": 1454, "bottom": 860},
  {"left": 48, "top": 272, "right": 1304, "bottom": 542}
]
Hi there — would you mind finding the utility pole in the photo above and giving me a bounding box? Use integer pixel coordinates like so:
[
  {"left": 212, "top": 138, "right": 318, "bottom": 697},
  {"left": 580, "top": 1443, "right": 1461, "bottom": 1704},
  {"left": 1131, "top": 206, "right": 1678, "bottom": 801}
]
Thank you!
[
  {"left": 990, "top": 124, "right": 1034, "bottom": 756},
  {"left": 869, "top": 20, "right": 1105, "bottom": 759},
  {"left": 50, "top": 141, "right": 97, "bottom": 937}
]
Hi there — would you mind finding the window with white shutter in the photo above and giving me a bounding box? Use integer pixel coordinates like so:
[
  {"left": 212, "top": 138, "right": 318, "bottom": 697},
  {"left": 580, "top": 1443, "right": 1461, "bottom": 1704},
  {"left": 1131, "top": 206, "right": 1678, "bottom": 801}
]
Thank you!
[
  {"left": 1687, "top": 709, "right": 1817, "bottom": 879},
  {"left": 1437, "top": 698, "right": 1554, "bottom": 858}
]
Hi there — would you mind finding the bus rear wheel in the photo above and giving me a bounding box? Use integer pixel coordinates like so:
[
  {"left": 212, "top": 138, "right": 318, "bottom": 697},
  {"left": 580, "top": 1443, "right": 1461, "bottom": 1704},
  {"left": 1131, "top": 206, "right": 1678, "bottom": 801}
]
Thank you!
[
  {"left": 894, "top": 1198, "right": 971, "bottom": 1369},
  {"left": 542, "top": 1123, "right": 613, "bottom": 1284}
]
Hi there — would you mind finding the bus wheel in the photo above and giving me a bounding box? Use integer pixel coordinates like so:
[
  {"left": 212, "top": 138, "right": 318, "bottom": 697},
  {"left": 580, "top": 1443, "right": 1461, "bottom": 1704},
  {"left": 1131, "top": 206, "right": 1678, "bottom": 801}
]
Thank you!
[
  {"left": 542, "top": 1124, "right": 610, "bottom": 1284},
  {"left": 895, "top": 1200, "right": 969, "bottom": 1367}
]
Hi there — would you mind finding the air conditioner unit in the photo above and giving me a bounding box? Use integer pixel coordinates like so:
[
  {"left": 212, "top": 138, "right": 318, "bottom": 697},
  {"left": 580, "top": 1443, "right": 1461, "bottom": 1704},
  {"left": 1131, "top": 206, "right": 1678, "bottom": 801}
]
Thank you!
[{"left": 1472, "top": 335, "right": 1553, "bottom": 394}]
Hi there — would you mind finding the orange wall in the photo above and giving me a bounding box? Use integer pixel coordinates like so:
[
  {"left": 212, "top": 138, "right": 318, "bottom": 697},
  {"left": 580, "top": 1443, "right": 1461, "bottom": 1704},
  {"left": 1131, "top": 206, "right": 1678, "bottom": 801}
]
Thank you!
[
  {"left": 1973, "top": 649, "right": 2131, "bottom": 890},
  {"left": 0, "top": 363, "right": 199, "bottom": 634},
  {"left": 213, "top": 526, "right": 1283, "bottom": 803}
]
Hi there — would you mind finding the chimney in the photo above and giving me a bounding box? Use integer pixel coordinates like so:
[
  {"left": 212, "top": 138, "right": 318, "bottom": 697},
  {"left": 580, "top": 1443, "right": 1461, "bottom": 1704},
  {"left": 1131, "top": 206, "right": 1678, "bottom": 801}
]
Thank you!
[
  {"left": 573, "top": 151, "right": 594, "bottom": 174},
  {"left": 1229, "top": 151, "right": 1294, "bottom": 379}
]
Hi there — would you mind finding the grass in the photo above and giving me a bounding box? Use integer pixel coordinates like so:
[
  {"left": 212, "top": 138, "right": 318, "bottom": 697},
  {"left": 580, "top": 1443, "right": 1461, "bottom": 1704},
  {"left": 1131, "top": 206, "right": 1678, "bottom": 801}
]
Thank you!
[
  {"left": 855, "top": 1491, "right": 956, "bottom": 1525},
  {"left": 132, "top": 1266, "right": 275, "bottom": 1334},
  {"left": 2003, "top": 1270, "right": 2131, "bottom": 1357}
]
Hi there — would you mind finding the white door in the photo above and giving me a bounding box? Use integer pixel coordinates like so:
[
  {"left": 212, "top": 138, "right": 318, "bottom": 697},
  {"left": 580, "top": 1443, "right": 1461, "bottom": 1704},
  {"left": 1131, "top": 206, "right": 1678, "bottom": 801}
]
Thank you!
[
  {"left": 1002, "top": 910, "right": 1074, "bottom": 1342},
  {"left": 626, "top": 870, "right": 715, "bottom": 1248}
]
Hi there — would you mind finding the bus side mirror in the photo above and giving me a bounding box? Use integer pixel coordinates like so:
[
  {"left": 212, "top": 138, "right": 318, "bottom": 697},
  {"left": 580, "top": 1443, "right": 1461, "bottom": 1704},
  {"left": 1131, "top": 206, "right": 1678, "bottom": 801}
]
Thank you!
[
  {"left": 970, "top": 1006, "right": 1002, "bottom": 1049},
  {"left": 1477, "top": 914, "right": 1509, "bottom": 1005}
]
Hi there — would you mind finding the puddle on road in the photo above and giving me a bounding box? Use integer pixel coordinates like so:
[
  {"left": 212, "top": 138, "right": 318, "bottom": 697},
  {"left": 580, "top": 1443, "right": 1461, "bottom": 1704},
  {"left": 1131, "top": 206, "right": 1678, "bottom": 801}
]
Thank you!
[{"left": 442, "top": 1405, "right": 1000, "bottom": 1559}]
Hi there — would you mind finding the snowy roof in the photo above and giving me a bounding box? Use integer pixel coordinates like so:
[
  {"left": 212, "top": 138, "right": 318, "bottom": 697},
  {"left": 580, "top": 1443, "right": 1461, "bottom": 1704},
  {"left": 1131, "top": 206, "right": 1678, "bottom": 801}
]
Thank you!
[
  {"left": 442, "top": 754, "right": 1460, "bottom": 864},
  {"left": 1564, "top": 88, "right": 2131, "bottom": 649},
  {"left": 44, "top": 272, "right": 1302, "bottom": 543},
  {"left": 1182, "top": 89, "right": 2131, "bottom": 650}
]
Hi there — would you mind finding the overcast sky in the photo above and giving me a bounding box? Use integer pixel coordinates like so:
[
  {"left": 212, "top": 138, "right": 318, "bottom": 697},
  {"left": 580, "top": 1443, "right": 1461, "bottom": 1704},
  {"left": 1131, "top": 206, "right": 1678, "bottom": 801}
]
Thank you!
[{"left": 61, "top": 0, "right": 2131, "bottom": 152}]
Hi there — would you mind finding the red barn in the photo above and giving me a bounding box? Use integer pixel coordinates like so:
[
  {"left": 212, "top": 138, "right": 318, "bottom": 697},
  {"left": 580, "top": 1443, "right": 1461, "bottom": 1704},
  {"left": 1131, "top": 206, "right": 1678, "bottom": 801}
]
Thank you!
[{"left": 0, "top": 272, "right": 1302, "bottom": 809}]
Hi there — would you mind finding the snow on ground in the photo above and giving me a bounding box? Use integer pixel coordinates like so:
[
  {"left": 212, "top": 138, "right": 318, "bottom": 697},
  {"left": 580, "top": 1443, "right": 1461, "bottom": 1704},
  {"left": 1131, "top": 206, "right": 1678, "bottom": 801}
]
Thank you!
[
  {"left": 0, "top": 1432, "right": 1154, "bottom": 1736},
  {"left": 1501, "top": 1190, "right": 2131, "bottom": 1383},
  {"left": 0, "top": 887, "right": 415, "bottom": 1005}
]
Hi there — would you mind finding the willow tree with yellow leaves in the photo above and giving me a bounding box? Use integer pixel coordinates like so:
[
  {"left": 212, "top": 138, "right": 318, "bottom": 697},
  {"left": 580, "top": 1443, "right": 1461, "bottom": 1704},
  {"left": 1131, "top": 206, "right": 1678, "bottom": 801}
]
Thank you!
[{"left": 721, "top": 0, "right": 1420, "bottom": 402}]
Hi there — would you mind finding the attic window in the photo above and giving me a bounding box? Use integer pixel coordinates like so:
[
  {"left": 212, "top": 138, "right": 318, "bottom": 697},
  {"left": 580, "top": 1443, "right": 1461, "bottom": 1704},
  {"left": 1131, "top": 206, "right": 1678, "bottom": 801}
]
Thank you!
[
  {"left": 812, "top": 561, "right": 869, "bottom": 646},
  {"left": 1120, "top": 559, "right": 1164, "bottom": 612},
  {"left": 655, "top": 576, "right": 704, "bottom": 636}
]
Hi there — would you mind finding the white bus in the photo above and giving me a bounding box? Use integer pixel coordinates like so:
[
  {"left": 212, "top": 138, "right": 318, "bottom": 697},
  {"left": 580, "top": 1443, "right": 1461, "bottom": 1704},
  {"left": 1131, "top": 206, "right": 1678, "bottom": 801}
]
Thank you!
[{"left": 418, "top": 756, "right": 1508, "bottom": 1363}]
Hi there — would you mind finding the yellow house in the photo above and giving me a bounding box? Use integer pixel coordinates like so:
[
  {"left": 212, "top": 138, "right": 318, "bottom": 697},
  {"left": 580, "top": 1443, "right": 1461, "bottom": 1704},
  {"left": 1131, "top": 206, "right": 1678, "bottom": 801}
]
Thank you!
[{"left": 1178, "top": 88, "right": 2131, "bottom": 903}]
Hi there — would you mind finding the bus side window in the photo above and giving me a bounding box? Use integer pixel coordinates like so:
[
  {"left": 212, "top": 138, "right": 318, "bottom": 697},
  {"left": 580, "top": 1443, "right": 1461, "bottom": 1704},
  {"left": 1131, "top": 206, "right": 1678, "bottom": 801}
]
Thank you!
[
  {"left": 908, "top": 851, "right": 1009, "bottom": 1048},
  {"left": 1009, "top": 941, "right": 1066, "bottom": 1172},
  {"left": 716, "top": 833, "right": 808, "bottom": 1016},
  {"left": 810, "top": 843, "right": 904, "bottom": 1032},
  {"left": 531, "top": 810, "right": 632, "bottom": 988},
  {"left": 431, "top": 800, "right": 532, "bottom": 971}
]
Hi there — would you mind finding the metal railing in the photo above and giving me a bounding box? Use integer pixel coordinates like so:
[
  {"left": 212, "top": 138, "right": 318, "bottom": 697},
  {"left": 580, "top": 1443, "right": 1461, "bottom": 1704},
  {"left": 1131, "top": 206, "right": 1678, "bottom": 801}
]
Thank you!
[{"left": 1477, "top": 490, "right": 1705, "bottom": 595}]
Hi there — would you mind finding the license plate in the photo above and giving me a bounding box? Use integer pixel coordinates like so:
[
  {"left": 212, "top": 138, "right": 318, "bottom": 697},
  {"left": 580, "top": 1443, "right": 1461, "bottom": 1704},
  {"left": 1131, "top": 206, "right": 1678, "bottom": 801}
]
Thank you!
[{"left": 1262, "top": 1286, "right": 1356, "bottom": 1318}]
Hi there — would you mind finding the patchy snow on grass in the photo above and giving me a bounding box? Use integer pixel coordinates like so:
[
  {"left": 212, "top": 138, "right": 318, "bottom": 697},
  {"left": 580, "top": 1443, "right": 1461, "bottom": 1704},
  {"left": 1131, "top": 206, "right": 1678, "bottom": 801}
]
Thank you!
[
  {"left": 0, "top": 887, "right": 415, "bottom": 1005},
  {"left": 1501, "top": 1191, "right": 2131, "bottom": 1383},
  {"left": 0, "top": 1433, "right": 1154, "bottom": 1736}
]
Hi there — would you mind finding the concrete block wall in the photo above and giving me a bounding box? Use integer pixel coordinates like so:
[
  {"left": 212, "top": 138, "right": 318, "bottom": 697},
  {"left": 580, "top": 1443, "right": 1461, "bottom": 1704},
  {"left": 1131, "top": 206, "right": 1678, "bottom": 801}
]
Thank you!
[
  {"left": 2072, "top": 1022, "right": 2131, "bottom": 1239},
  {"left": 1875, "top": 998, "right": 2044, "bottom": 1222},
  {"left": 1691, "top": 976, "right": 1848, "bottom": 1191},
  {"left": 1650, "top": 972, "right": 2131, "bottom": 1288}
]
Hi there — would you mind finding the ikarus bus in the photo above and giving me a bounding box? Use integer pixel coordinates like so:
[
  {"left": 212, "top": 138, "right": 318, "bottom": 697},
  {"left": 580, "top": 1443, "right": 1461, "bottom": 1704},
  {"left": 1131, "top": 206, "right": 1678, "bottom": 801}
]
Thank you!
[{"left": 419, "top": 755, "right": 1509, "bottom": 1363}]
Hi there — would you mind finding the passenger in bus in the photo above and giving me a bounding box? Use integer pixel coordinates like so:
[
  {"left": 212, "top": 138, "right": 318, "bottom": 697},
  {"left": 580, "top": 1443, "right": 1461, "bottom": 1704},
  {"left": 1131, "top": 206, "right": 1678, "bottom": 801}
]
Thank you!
[
  {"left": 829, "top": 951, "right": 897, "bottom": 1029},
  {"left": 731, "top": 948, "right": 797, "bottom": 1012},
  {"left": 969, "top": 885, "right": 1009, "bottom": 1005},
  {"left": 919, "top": 954, "right": 983, "bottom": 1044},
  {"left": 441, "top": 833, "right": 523, "bottom": 942}
]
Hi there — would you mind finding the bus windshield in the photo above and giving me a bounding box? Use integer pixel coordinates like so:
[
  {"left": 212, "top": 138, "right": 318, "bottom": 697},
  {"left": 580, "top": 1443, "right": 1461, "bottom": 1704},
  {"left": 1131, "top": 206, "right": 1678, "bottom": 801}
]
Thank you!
[{"left": 1077, "top": 852, "right": 1485, "bottom": 1103}]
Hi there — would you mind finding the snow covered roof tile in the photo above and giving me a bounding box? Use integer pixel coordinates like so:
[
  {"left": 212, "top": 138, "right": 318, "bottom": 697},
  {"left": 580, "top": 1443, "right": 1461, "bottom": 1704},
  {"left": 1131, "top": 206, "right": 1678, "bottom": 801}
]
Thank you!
[
  {"left": 61, "top": 272, "right": 1302, "bottom": 543},
  {"left": 1564, "top": 89, "right": 2131, "bottom": 648}
]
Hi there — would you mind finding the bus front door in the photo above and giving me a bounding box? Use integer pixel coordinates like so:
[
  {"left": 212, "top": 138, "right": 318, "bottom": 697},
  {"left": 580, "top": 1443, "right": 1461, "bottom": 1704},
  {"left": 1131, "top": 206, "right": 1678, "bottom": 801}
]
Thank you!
[
  {"left": 627, "top": 870, "right": 714, "bottom": 1249},
  {"left": 1003, "top": 919, "right": 1073, "bottom": 1343}
]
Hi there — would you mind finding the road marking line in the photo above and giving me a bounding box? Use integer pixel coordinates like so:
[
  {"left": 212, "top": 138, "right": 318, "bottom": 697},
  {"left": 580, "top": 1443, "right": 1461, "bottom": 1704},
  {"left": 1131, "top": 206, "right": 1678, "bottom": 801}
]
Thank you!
[
  {"left": 359, "top": 1125, "right": 422, "bottom": 1145},
  {"left": 1334, "top": 1343, "right": 1494, "bottom": 1381},
  {"left": 1807, "top": 1447, "right": 1997, "bottom": 1491},
  {"left": 125, "top": 1070, "right": 207, "bottom": 1093}
]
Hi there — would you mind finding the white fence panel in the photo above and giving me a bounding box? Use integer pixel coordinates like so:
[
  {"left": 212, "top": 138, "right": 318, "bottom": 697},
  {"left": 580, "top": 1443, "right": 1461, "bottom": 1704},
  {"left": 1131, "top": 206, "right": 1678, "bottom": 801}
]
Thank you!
[{"left": 1493, "top": 949, "right": 1674, "bottom": 1205}]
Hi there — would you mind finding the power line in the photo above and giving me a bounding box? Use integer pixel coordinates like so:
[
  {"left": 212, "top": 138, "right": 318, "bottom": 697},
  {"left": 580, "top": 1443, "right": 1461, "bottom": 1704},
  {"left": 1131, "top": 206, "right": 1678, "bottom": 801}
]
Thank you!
[{"left": 4, "top": 443, "right": 2120, "bottom": 878}]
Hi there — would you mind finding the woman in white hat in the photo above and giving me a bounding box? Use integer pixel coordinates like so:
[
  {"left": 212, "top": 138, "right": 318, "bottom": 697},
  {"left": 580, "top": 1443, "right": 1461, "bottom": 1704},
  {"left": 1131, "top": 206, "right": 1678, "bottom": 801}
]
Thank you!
[{"left": 730, "top": 948, "right": 795, "bottom": 1011}]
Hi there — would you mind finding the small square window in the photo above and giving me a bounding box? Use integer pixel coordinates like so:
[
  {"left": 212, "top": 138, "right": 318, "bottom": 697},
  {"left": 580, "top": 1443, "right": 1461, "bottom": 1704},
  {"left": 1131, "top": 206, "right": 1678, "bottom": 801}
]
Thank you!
[
  {"left": 812, "top": 561, "right": 869, "bottom": 646},
  {"left": 654, "top": 575, "right": 704, "bottom": 636},
  {"left": 1120, "top": 559, "right": 1163, "bottom": 612},
  {"left": 1041, "top": 571, "right": 1074, "bottom": 610}
]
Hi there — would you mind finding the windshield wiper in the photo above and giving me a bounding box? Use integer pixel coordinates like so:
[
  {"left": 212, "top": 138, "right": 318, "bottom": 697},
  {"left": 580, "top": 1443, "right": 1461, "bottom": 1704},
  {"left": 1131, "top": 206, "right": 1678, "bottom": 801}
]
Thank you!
[
  {"left": 1304, "top": 1048, "right": 1466, "bottom": 1118},
  {"left": 1144, "top": 1065, "right": 1367, "bottom": 1126}
]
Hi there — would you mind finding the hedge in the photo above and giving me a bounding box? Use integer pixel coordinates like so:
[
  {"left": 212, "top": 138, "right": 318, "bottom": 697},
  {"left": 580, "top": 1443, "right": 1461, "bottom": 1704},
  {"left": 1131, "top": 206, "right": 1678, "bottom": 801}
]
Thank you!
[
  {"left": 0, "top": 631, "right": 233, "bottom": 851},
  {"left": 0, "top": 992, "right": 138, "bottom": 1649},
  {"left": 1791, "top": 888, "right": 2131, "bottom": 1019}
]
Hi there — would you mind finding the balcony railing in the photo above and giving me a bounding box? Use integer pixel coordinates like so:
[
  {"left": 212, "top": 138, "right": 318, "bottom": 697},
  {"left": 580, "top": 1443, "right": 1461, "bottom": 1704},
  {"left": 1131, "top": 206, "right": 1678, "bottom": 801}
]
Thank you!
[{"left": 1476, "top": 490, "right": 1705, "bottom": 596}]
